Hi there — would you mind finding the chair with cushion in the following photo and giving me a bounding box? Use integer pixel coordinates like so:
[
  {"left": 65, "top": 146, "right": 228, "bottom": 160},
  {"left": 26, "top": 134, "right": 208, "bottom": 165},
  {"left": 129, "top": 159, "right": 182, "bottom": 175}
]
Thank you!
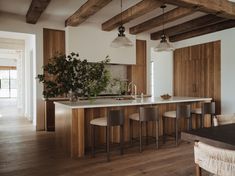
[
  {"left": 90, "top": 109, "right": 124, "bottom": 162},
  {"left": 129, "top": 106, "right": 159, "bottom": 152},
  {"left": 191, "top": 102, "right": 216, "bottom": 128},
  {"left": 162, "top": 104, "right": 191, "bottom": 146},
  {"left": 194, "top": 141, "right": 235, "bottom": 176},
  {"left": 213, "top": 113, "right": 235, "bottom": 126}
]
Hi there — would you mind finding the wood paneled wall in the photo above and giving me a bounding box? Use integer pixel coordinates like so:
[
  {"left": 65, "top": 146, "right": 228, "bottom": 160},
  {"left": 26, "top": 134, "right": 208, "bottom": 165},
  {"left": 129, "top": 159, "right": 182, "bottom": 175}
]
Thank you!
[
  {"left": 127, "top": 40, "right": 147, "bottom": 94},
  {"left": 43, "top": 28, "right": 65, "bottom": 66},
  {"left": 43, "top": 28, "right": 65, "bottom": 131},
  {"left": 173, "top": 41, "right": 221, "bottom": 114}
]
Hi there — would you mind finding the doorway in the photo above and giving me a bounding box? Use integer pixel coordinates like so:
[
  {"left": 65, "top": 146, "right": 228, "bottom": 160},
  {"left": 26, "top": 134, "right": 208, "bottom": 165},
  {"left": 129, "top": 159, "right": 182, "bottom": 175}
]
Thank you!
[{"left": 0, "top": 31, "right": 36, "bottom": 127}]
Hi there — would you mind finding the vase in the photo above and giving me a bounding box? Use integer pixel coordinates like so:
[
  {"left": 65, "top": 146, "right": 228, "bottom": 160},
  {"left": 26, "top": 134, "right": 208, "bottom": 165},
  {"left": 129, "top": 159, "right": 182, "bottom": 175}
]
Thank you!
[{"left": 68, "top": 91, "right": 78, "bottom": 102}]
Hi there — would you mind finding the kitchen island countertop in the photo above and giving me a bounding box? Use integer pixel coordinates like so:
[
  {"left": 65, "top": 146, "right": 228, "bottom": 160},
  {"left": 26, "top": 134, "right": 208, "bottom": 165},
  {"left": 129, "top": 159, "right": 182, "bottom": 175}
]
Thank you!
[{"left": 54, "top": 96, "right": 212, "bottom": 109}]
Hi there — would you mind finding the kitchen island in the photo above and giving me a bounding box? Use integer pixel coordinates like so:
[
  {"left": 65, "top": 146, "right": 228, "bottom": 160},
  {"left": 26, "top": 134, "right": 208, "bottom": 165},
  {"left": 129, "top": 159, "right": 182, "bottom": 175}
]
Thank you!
[{"left": 54, "top": 96, "right": 212, "bottom": 158}]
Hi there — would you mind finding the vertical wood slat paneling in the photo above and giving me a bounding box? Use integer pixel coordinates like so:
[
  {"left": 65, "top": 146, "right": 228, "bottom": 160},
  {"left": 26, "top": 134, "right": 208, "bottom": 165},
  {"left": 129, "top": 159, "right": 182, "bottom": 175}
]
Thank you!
[
  {"left": 43, "top": 28, "right": 65, "bottom": 131},
  {"left": 173, "top": 41, "right": 221, "bottom": 116},
  {"left": 127, "top": 40, "right": 147, "bottom": 94}
]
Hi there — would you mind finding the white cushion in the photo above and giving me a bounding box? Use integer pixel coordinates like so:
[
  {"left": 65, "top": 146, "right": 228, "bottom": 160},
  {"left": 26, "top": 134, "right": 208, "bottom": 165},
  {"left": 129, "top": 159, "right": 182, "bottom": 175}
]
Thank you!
[
  {"left": 90, "top": 117, "right": 107, "bottom": 126},
  {"left": 129, "top": 113, "right": 139, "bottom": 121},
  {"left": 194, "top": 142, "right": 235, "bottom": 176},
  {"left": 191, "top": 108, "right": 202, "bottom": 114},
  {"left": 215, "top": 114, "right": 235, "bottom": 126},
  {"left": 163, "top": 111, "right": 176, "bottom": 118}
]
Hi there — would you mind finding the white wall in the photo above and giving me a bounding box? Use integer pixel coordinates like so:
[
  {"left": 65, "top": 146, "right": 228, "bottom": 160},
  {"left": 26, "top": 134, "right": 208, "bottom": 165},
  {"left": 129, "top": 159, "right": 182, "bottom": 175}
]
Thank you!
[
  {"left": 173, "top": 28, "right": 235, "bottom": 114},
  {"left": 0, "top": 58, "right": 17, "bottom": 66},
  {"left": 151, "top": 50, "right": 173, "bottom": 97},
  {"left": 0, "top": 12, "right": 65, "bottom": 130},
  {"left": 66, "top": 24, "right": 136, "bottom": 64}
]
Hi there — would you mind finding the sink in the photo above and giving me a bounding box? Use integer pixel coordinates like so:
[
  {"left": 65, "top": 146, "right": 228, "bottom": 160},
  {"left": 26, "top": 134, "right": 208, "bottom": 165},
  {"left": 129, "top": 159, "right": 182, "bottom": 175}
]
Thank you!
[{"left": 115, "top": 97, "right": 135, "bottom": 100}]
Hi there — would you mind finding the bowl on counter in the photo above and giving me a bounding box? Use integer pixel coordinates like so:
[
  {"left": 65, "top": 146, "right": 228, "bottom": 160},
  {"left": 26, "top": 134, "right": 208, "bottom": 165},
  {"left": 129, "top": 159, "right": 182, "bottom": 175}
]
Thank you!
[{"left": 160, "top": 94, "right": 172, "bottom": 100}]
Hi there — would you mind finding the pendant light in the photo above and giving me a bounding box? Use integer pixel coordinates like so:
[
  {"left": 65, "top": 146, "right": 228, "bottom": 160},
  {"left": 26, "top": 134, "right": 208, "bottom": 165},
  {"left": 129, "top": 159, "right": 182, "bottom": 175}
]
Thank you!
[
  {"left": 110, "top": 0, "right": 133, "bottom": 48},
  {"left": 154, "top": 5, "right": 174, "bottom": 52}
]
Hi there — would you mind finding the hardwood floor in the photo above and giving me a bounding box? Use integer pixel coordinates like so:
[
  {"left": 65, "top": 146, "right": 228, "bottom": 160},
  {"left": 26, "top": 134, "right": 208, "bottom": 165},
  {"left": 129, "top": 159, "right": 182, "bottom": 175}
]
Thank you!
[{"left": 0, "top": 100, "right": 210, "bottom": 176}]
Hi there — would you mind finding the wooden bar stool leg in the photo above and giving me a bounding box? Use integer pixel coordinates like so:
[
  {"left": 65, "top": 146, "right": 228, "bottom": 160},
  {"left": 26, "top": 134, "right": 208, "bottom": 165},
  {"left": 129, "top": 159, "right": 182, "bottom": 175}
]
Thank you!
[
  {"left": 175, "top": 119, "right": 179, "bottom": 146},
  {"left": 139, "top": 121, "right": 142, "bottom": 153},
  {"left": 91, "top": 125, "right": 95, "bottom": 157},
  {"left": 146, "top": 121, "right": 148, "bottom": 145},
  {"left": 107, "top": 126, "right": 110, "bottom": 162},
  {"left": 200, "top": 115, "right": 203, "bottom": 128},
  {"left": 120, "top": 125, "right": 124, "bottom": 155},
  {"left": 130, "top": 119, "right": 133, "bottom": 145},
  {"left": 163, "top": 117, "right": 166, "bottom": 144},
  {"left": 156, "top": 120, "right": 159, "bottom": 149},
  {"left": 195, "top": 164, "right": 202, "bottom": 176}
]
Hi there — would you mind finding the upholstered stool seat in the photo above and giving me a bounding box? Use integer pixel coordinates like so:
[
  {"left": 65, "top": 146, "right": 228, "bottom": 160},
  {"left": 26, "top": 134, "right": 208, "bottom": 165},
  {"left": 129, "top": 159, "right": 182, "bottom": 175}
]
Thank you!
[
  {"left": 191, "top": 108, "right": 201, "bottom": 114},
  {"left": 191, "top": 102, "right": 215, "bottom": 128},
  {"left": 163, "top": 104, "right": 191, "bottom": 146},
  {"left": 129, "top": 107, "right": 159, "bottom": 152},
  {"left": 163, "top": 111, "right": 176, "bottom": 118},
  {"left": 90, "top": 117, "right": 107, "bottom": 126},
  {"left": 129, "top": 113, "right": 139, "bottom": 121},
  {"left": 214, "top": 114, "right": 235, "bottom": 126},
  {"left": 90, "top": 109, "right": 124, "bottom": 162}
]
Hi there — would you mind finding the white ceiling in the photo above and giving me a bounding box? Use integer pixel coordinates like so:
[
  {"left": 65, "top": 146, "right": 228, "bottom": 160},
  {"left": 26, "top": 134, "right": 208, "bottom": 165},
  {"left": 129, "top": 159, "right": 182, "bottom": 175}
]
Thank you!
[{"left": 0, "top": 0, "right": 205, "bottom": 34}]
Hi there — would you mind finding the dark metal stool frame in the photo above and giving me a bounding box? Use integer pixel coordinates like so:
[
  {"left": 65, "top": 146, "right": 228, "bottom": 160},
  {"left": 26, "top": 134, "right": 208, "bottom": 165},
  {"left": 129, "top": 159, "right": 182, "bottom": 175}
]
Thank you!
[
  {"left": 191, "top": 102, "right": 216, "bottom": 128},
  {"left": 129, "top": 106, "right": 159, "bottom": 153},
  {"left": 91, "top": 109, "right": 124, "bottom": 162},
  {"left": 163, "top": 104, "right": 191, "bottom": 146}
]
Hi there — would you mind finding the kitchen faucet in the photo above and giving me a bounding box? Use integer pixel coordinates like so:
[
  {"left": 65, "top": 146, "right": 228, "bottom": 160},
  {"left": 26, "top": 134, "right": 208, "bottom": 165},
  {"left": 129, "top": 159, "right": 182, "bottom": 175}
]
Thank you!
[{"left": 128, "top": 81, "right": 137, "bottom": 99}]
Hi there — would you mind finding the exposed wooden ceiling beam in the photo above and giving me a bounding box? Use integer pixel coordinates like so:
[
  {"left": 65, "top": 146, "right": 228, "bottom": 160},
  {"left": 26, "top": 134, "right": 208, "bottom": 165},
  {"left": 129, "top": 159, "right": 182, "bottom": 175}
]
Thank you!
[
  {"left": 169, "top": 20, "right": 235, "bottom": 42},
  {"left": 102, "top": 0, "right": 162, "bottom": 31},
  {"left": 65, "top": 0, "right": 112, "bottom": 27},
  {"left": 150, "top": 15, "right": 227, "bottom": 40},
  {"left": 129, "top": 7, "right": 194, "bottom": 35},
  {"left": 26, "top": 0, "right": 51, "bottom": 24},
  {"left": 161, "top": 0, "right": 235, "bottom": 19}
]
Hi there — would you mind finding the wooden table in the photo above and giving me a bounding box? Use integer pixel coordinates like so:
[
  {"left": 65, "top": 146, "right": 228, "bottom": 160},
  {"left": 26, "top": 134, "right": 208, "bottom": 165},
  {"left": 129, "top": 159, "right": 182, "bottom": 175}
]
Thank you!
[{"left": 182, "top": 123, "right": 235, "bottom": 149}]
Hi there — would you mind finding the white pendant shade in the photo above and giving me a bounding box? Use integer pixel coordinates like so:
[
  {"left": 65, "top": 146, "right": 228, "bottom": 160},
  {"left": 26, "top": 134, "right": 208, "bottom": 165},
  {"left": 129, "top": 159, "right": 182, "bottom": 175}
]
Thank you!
[
  {"left": 154, "top": 5, "right": 174, "bottom": 52},
  {"left": 110, "top": 35, "right": 133, "bottom": 48},
  {"left": 154, "top": 36, "right": 174, "bottom": 52}
]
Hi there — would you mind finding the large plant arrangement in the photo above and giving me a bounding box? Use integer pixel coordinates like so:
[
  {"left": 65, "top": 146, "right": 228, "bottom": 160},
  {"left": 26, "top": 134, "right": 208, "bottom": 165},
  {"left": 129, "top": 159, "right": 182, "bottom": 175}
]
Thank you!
[{"left": 37, "top": 52, "right": 110, "bottom": 99}]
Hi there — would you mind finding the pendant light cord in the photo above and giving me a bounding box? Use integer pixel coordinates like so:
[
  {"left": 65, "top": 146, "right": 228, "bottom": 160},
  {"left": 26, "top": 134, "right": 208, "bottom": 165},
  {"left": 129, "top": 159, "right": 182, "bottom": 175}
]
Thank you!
[
  {"left": 162, "top": 6, "right": 165, "bottom": 36},
  {"left": 161, "top": 5, "right": 166, "bottom": 36},
  {"left": 121, "top": 0, "right": 123, "bottom": 25}
]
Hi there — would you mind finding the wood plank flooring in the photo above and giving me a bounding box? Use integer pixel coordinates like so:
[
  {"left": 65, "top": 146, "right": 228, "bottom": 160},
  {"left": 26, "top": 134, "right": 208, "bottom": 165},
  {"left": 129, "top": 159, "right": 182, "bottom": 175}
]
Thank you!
[{"left": 0, "top": 99, "right": 210, "bottom": 176}]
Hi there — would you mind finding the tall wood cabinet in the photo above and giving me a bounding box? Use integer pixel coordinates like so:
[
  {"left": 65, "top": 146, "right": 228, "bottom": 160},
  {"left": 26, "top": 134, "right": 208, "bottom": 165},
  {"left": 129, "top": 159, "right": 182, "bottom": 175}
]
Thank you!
[
  {"left": 127, "top": 40, "right": 147, "bottom": 94},
  {"left": 173, "top": 41, "right": 221, "bottom": 114},
  {"left": 43, "top": 28, "right": 65, "bottom": 131}
]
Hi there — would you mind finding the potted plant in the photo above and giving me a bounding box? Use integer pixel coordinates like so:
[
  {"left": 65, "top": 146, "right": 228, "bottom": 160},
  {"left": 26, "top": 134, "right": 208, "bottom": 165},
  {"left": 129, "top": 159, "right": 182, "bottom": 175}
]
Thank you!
[{"left": 37, "top": 52, "right": 110, "bottom": 101}]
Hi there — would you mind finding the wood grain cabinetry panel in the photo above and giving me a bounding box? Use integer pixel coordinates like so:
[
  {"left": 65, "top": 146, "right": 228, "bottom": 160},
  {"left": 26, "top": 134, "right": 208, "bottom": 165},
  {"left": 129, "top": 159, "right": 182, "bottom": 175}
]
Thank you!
[
  {"left": 43, "top": 28, "right": 65, "bottom": 131},
  {"left": 173, "top": 41, "right": 221, "bottom": 114},
  {"left": 127, "top": 40, "right": 147, "bottom": 94}
]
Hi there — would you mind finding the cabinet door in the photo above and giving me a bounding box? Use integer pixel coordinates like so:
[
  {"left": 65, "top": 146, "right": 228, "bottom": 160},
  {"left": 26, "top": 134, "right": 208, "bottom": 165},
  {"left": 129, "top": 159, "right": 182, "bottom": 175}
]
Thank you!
[
  {"left": 43, "top": 28, "right": 65, "bottom": 131},
  {"left": 127, "top": 40, "right": 147, "bottom": 94},
  {"left": 173, "top": 41, "right": 221, "bottom": 114}
]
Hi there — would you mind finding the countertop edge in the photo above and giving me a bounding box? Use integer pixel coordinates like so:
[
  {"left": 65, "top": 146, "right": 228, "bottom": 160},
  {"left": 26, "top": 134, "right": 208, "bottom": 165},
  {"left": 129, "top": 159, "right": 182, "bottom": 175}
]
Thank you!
[{"left": 54, "top": 97, "right": 212, "bottom": 109}]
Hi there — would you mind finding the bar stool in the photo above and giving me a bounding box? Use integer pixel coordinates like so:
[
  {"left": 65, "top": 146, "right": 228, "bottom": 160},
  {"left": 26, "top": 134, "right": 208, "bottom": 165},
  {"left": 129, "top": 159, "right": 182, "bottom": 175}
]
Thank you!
[
  {"left": 129, "top": 106, "right": 159, "bottom": 152},
  {"left": 191, "top": 102, "right": 215, "bottom": 128},
  {"left": 162, "top": 104, "right": 191, "bottom": 146},
  {"left": 90, "top": 109, "right": 124, "bottom": 162}
]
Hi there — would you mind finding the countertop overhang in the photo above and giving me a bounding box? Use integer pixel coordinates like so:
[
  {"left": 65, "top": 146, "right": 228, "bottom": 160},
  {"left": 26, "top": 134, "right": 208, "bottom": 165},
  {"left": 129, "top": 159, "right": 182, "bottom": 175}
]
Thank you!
[{"left": 54, "top": 96, "right": 212, "bottom": 109}]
